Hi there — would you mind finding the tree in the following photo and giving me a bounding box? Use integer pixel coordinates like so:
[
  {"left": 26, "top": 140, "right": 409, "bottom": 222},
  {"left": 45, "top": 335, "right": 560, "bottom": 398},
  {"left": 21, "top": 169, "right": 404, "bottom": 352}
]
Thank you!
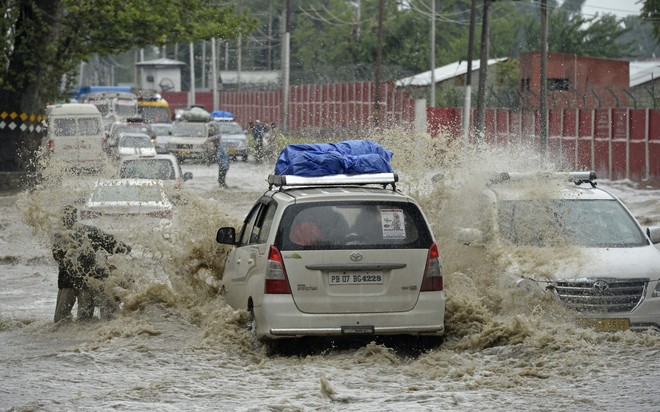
[
  {"left": 640, "top": 0, "right": 660, "bottom": 42},
  {"left": 0, "top": 0, "right": 254, "bottom": 171}
]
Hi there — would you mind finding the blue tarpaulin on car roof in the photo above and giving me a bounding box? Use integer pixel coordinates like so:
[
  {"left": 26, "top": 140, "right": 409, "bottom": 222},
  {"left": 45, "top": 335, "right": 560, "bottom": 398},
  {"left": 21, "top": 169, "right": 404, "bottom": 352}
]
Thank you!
[
  {"left": 274, "top": 140, "right": 394, "bottom": 176},
  {"left": 211, "top": 110, "right": 234, "bottom": 119}
]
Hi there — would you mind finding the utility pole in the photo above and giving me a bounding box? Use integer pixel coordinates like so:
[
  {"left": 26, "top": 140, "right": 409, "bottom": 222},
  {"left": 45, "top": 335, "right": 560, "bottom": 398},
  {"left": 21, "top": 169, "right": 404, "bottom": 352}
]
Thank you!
[
  {"left": 212, "top": 38, "right": 218, "bottom": 111},
  {"left": 281, "top": 0, "right": 291, "bottom": 133},
  {"left": 201, "top": 40, "right": 206, "bottom": 90},
  {"left": 475, "top": 0, "right": 492, "bottom": 144},
  {"left": 237, "top": 33, "right": 242, "bottom": 92},
  {"left": 374, "top": 0, "right": 384, "bottom": 126},
  {"left": 430, "top": 0, "right": 436, "bottom": 108},
  {"left": 461, "top": 0, "right": 477, "bottom": 141},
  {"left": 540, "top": 0, "right": 548, "bottom": 157},
  {"left": 189, "top": 42, "right": 195, "bottom": 107}
]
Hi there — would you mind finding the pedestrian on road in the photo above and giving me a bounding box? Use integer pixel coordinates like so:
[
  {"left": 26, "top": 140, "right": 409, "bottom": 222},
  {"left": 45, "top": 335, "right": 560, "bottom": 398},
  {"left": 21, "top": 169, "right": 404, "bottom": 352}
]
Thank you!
[
  {"left": 51, "top": 205, "right": 131, "bottom": 322},
  {"left": 251, "top": 119, "right": 268, "bottom": 163},
  {"left": 215, "top": 137, "right": 230, "bottom": 188}
]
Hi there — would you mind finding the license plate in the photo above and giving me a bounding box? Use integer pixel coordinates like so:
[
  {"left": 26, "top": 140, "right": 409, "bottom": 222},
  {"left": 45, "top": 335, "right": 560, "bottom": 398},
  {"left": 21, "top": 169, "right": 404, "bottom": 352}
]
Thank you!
[
  {"left": 178, "top": 150, "right": 191, "bottom": 156},
  {"left": 575, "top": 318, "right": 630, "bottom": 332},
  {"left": 342, "top": 325, "right": 374, "bottom": 335},
  {"left": 329, "top": 271, "right": 383, "bottom": 285}
]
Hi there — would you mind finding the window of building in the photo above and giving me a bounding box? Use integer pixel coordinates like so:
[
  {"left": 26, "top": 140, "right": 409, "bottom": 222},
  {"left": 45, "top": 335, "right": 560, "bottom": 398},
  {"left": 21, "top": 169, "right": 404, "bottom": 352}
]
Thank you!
[
  {"left": 548, "top": 78, "right": 571, "bottom": 91},
  {"left": 520, "top": 78, "right": 530, "bottom": 91}
]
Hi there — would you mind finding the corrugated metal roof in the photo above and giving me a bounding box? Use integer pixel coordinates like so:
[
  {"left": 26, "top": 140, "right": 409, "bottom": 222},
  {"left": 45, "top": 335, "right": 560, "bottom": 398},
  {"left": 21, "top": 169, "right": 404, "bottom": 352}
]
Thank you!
[
  {"left": 135, "top": 58, "right": 185, "bottom": 67},
  {"left": 395, "top": 57, "right": 509, "bottom": 87},
  {"left": 396, "top": 57, "right": 660, "bottom": 89},
  {"left": 629, "top": 60, "right": 660, "bottom": 88}
]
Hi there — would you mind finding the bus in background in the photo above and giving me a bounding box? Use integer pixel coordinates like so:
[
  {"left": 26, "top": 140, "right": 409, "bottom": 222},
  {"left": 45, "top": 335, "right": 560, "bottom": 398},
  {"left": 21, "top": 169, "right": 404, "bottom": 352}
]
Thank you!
[
  {"left": 137, "top": 94, "right": 172, "bottom": 124},
  {"left": 77, "top": 86, "right": 139, "bottom": 132}
]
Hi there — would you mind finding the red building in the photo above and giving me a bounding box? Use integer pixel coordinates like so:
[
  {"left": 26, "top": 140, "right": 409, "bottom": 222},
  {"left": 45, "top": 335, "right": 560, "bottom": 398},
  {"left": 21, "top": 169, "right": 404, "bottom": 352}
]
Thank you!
[{"left": 520, "top": 51, "right": 630, "bottom": 109}]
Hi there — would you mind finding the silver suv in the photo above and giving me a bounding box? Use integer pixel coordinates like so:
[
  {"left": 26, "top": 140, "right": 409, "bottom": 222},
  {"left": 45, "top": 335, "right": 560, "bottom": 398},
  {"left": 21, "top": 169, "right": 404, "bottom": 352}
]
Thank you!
[
  {"left": 216, "top": 173, "right": 445, "bottom": 341},
  {"left": 458, "top": 171, "right": 660, "bottom": 332}
]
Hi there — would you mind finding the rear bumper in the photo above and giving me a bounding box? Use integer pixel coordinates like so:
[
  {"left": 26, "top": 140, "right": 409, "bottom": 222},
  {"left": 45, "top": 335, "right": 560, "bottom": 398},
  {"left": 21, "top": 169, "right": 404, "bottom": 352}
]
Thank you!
[
  {"left": 227, "top": 148, "right": 248, "bottom": 158},
  {"left": 168, "top": 147, "right": 211, "bottom": 161},
  {"left": 254, "top": 292, "right": 445, "bottom": 340}
]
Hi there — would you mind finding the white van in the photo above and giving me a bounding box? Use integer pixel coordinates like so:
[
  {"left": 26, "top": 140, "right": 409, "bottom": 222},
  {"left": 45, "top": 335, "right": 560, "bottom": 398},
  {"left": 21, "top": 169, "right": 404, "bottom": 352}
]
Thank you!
[{"left": 45, "top": 103, "right": 106, "bottom": 171}]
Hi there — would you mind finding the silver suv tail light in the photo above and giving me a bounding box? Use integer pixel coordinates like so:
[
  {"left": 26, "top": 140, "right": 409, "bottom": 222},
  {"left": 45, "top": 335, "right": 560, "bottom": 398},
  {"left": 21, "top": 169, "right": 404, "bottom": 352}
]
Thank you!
[
  {"left": 265, "top": 246, "right": 292, "bottom": 294},
  {"left": 421, "top": 243, "right": 443, "bottom": 291}
]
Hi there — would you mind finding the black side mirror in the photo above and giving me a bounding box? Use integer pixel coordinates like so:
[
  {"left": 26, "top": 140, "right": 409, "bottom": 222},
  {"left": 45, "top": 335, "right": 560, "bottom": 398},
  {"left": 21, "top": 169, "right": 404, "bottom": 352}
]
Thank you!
[
  {"left": 216, "top": 227, "right": 236, "bottom": 244},
  {"left": 183, "top": 172, "right": 193, "bottom": 181}
]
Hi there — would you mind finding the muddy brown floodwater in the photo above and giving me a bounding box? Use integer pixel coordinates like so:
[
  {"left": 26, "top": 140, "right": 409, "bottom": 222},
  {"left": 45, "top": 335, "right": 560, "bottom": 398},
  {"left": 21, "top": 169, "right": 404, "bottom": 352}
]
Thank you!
[{"left": 1, "top": 130, "right": 659, "bottom": 411}]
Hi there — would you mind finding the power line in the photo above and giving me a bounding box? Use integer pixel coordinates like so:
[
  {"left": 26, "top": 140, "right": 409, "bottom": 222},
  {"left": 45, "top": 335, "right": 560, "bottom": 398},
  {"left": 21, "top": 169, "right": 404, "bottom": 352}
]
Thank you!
[{"left": 561, "top": 0, "right": 641, "bottom": 16}]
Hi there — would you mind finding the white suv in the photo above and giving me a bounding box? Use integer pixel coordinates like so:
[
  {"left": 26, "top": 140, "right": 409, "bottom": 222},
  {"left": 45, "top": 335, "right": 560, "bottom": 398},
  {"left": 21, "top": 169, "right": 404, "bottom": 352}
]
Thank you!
[
  {"left": 216, "top": 173, "right": 445, "bottom": 341},
  {"left": 117, "top": 153, "right": 192, "bottom": 201},
  {"left": 458, "top": 171, "right": 660, "bottom": 332}
]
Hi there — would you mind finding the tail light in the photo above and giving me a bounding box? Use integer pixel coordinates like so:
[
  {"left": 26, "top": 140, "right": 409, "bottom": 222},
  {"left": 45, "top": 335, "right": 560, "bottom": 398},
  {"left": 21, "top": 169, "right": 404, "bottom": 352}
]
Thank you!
[
  {"left": 47, "top": 140, "right": 55, "bottom": 153},
  {"left": 420, "top": 243, "right": 443, "bottom": 291},
  {"left": 265, "top": 245, "right": 291, "bottom": 294}
]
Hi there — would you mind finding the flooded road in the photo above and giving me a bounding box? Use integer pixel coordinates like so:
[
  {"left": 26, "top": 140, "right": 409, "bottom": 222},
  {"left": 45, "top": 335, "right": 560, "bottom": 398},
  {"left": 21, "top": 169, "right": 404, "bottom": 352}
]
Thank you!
[{"left": 1, "top": 133, "right": 659, "bottom": 411}]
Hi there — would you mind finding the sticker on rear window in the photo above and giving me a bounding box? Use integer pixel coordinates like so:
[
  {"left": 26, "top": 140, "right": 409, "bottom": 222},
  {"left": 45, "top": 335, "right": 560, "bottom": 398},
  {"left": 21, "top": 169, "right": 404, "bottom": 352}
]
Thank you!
[{"left": 380, "top": 209, "right": 406, "bottom": 239}]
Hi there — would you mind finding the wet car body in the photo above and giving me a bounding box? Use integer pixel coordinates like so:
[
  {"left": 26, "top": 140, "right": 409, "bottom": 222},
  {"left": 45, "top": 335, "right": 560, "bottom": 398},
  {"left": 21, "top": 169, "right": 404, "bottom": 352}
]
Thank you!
[
  {"left": 106, "top": 121, "right": 156, "bottom": 155},
  {"left": 209, "top": 121, "right": 249, "bottom": 162},
  {"left": 115, "top": 132, "right": 157, "bottom": 159},
  {"left": 458, "top": 171, "right": 660, "bottom": 332},
  {"left": 216, "top": 173, "right": 445, "bottom": 341},
  {"left": 150, "top": 123, "right": 173, "bottom": 154},
  {"left": 117, "top": 153, "right": 192, "bottom": 201},
  {"left": 79, "top": 179, "right": 174, "bottom": 244}
]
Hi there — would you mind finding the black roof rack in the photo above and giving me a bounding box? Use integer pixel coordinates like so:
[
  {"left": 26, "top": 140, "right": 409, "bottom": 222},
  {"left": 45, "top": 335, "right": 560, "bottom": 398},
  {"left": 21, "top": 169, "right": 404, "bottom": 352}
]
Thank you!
[{"left": 490, "top": 171, "right": 597, "bottom": 187}]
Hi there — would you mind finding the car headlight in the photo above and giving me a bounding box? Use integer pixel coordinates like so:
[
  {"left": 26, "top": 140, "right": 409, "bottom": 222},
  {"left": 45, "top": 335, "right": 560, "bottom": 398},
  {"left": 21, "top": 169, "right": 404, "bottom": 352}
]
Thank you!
[
  {"left": 516, "top": 277, "right": 543, "bottom": 293},
  {"left": 652, "top": 280, "right": 660, "bottom": 298}
]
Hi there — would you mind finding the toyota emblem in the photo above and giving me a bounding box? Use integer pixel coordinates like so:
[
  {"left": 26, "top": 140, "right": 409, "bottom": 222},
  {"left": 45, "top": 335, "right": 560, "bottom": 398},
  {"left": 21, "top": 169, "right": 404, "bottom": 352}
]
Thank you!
[
  {"left": 592, "top": 280, "right": 610, "bottom": 292},
  {"left": 350, "top": 252, "right": 363, "bottom": 262}
]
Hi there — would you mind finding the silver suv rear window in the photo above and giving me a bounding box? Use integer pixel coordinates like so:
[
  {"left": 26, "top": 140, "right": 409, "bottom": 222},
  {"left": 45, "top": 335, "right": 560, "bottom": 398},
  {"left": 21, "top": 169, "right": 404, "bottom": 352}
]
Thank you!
[
  {"left": 276, "top": 201, "right": 433, "bottom": 250},
  {"left": 120, "top": 159, "right": 176, "bottom": 180}
]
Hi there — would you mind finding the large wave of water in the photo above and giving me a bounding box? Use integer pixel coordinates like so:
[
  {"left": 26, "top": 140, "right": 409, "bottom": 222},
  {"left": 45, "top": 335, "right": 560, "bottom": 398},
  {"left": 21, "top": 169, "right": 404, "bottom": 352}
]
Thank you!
[{"left": 3, "top": 129, "right": 658, "bottom": 410}]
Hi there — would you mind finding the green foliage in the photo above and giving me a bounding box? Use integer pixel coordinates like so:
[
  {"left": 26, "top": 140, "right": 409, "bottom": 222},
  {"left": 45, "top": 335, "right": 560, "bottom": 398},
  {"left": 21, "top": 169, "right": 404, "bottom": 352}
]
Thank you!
[
  {"left": 619, "top": 15, "right": 660, "bottom": 58},
  {"left": 641, "top": 0, "right": 660, "bottom": 42},
  {"left": 0, "top": 0, "right": 254, "bottom": 105}
]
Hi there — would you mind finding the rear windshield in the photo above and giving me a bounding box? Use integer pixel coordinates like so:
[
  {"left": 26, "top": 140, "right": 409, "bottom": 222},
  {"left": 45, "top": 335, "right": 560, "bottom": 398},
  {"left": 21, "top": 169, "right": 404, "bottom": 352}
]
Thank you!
[
  {"left": 215, "top": 122, "right": 243, "bottom": 134},
  {"left": 172, "top": 123, "right": 207, "bottom": 137},
  {"left": 113, "top": 125, "right": 150, "bottom": 136},
  {"left": 276, "top": 201, "right": 433, "bottom": 250},
  {"left": 120, "top": 159, "right": 176, "bottom": 180},
  {"left": 91, "top": 184, "right": 165, "bottom": 203},
  {"left": 119, "top": 135, "right": 152, "bottom": 148},
  {"left": 52, "top": 117, "right": 101, "bottom": 136}
]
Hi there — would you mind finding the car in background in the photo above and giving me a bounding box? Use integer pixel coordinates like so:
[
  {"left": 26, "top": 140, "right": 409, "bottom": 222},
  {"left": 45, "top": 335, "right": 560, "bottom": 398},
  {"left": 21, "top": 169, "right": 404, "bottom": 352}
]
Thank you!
[
  {"left": 115, "top": 132, "right": 157, "bottom": 159},
  {"left": 105, "top": 119, "right": 156, "bottom": 155},
  {"left": 43, "top": 103, "right": 106, "bottom": 172},
  {"left": 209, "top": 120, "right": 249, "bottom": 162},
  {"left": 118, "top": 153, "right": 192, "bottom": 201},
  {"left": 457, "top": 171, "right": 660, "bottom": 332},
  {"left": 79, "top": 179, "right": 174, "bottom": 244},
  {"left": 151, "top": 123, "right": 173, "bottom": 154},
  {"left": 166, "top": 118, "right": 217, "bottom": 164},
  {"left": 215, "top": 172, "right": 445, "bottom": 342}
]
